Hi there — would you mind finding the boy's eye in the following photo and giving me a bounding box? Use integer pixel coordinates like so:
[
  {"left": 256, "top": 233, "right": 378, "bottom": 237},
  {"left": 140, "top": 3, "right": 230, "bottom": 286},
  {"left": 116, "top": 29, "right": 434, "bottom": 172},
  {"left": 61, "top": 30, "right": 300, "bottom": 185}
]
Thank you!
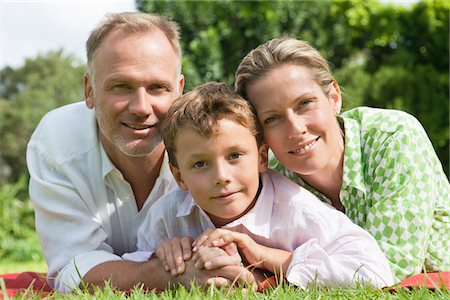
[
  {"left": 298, "top": 98, "right": 313, "bottom": 109},
  {"left": 192, "top": 161, "right": 208, "bottom": 169},
  {"left": 229, "top": 152, "right": 242, "bottom": 160}
]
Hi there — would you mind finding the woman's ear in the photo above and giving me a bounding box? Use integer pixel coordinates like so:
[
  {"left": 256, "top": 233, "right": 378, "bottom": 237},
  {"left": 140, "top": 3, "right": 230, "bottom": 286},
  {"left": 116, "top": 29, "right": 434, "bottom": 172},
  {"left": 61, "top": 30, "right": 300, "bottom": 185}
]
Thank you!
[
  {"left": 258, "top": 144, "right": 269, "bottom": 173},
  {"left": 169, "top": 164, "right": 189, "bottom": 191},
  {"left": 329, "top": 81, "right": 342, "bottom": 115}
]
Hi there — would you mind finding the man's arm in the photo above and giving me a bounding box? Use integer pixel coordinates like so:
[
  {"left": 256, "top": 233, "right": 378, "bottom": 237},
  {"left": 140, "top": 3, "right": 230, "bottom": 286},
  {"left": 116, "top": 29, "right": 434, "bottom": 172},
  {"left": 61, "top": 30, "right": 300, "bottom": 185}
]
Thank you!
[{"left": 84, "top": 257, "right": 255, "bottom": 291}]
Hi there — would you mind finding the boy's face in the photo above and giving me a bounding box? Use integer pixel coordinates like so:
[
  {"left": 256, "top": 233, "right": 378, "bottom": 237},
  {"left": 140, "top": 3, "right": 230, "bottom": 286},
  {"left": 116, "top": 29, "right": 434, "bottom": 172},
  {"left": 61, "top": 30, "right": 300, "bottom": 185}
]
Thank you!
[{"left": 170, "top": 118, "right": 268, "bottom": 227}]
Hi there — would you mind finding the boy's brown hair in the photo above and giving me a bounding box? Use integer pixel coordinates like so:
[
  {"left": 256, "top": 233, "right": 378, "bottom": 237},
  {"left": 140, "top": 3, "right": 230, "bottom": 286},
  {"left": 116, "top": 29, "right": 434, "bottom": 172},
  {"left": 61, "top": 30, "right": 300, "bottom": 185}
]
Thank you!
[{"left": 162, "top": 82, "right": 263, "bottom": 167}]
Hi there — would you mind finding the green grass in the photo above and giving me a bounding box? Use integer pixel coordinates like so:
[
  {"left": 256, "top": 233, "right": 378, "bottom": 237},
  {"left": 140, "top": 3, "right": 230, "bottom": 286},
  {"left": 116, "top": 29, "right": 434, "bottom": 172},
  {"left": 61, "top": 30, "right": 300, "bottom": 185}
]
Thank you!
[
  {"left": 2, "top": 279, "right": 449, "bottom": 300},
  {"left": 1, "top": 262, "right": 448, "bottom": 299},
  {"left": 0, "top": 260, "right": 47, "bottom": 274}
]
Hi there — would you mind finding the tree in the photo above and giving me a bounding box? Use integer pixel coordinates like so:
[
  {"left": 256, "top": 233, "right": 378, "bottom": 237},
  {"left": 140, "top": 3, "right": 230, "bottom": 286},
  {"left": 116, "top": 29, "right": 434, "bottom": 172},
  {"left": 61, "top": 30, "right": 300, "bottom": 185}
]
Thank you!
[
  {"left": 0, "top": 50, "right": 86, "bottom": 183},
  {"left": 138, "top": 0, "right": 449, "bottom": 176}
]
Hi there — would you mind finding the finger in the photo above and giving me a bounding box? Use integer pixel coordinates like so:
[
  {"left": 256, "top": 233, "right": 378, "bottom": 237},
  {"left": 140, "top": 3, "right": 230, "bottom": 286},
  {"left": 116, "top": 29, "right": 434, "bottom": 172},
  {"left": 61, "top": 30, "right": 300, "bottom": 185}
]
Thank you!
[
  {"left": 161, "top": 243, "right": 177, "bottom": 276},
  {"left": 171, "top": 241, "right": 186, "bottom": 275},
  {"left": 206, "top": 277, "right": 231, "bottom": 288},
  {"left": 180, "top": 236, "right": 193, "bottom": 260},
  {"left": 193, "top": 228, "right": 216, "bottom": 250},
  {"left": 193, "top": 246, "right": 225, "bottom": 269},
  {"left": 222, "top": 242, "right": 239, "bottom": 256},
  {"left": 212, "top": 232, "right": 243, "bottom": 247},
  {"left": 192, "top": 235, "right": 207, "bottom": 252},
  {"left": 155, "top": 247, "right": 169, "bottom": 272},
  {"left": 204, "top": 254, "right": 242, "bottom": 270}
]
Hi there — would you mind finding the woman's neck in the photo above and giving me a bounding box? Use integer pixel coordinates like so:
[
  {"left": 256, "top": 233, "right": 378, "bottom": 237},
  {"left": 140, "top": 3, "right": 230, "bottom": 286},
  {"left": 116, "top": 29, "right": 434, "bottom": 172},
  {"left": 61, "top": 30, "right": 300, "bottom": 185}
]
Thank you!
[{"left": 301, "top": 149, "right": 344, "bottom": 209}]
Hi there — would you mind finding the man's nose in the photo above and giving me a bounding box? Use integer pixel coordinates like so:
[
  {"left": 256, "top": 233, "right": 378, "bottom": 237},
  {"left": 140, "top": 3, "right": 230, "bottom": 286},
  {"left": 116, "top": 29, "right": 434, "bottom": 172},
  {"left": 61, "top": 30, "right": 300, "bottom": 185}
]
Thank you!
[{"left": 129, "top": 88, "right": 154, "bottom": 117}]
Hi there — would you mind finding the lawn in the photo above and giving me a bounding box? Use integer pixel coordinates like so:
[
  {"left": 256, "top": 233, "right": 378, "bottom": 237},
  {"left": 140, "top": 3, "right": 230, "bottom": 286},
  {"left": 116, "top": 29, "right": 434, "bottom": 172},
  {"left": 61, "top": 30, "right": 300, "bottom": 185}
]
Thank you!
[
  {"left": 1, "top": 265, "right": 448, "bottom": 300},
  {"left": 0, "top": 260, "right": 47, "bottom": 274},
  {"left": 2, "top": 281, "right": 449, "bottom": 299}
]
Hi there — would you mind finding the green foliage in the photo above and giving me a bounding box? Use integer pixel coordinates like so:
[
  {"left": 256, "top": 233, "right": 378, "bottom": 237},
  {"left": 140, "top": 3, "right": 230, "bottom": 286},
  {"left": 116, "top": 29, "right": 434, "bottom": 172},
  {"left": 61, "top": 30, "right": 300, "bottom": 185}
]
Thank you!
[
  {"left": 0, "top": 50, "right": 86, "bottom": 183},
  {"left": 0, "top": 176, "right": 43, "bottom": 262},
  {"left": 138, "top": 0, "right": 449, "bottom": 177}
]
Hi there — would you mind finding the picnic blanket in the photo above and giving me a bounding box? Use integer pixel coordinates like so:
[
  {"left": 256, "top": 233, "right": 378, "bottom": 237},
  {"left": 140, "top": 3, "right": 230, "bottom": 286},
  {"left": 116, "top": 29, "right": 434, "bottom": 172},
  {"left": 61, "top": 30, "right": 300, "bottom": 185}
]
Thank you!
[{"left": 1, "top": 271, "right": 449, "bottom": 297}]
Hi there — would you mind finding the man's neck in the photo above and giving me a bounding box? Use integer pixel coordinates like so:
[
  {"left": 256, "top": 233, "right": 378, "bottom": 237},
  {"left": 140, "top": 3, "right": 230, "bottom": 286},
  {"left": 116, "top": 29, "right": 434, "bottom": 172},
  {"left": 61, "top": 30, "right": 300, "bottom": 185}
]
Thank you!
[{"left": 108, "top": 143, "right": 166, "bottom": 211}]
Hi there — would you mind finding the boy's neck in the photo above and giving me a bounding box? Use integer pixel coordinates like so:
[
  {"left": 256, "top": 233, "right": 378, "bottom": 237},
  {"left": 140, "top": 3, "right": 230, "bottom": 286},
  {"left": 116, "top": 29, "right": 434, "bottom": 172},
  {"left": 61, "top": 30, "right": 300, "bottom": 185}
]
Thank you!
[{"left": 208, "top": 177, "right": 263, "bottom": 227}]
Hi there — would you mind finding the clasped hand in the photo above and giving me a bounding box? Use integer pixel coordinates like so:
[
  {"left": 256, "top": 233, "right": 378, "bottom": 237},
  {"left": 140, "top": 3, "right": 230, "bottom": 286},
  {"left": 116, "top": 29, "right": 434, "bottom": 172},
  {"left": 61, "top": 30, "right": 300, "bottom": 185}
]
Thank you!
[{"left": 156, "top": 228, "right": 264, "bottom": 277}]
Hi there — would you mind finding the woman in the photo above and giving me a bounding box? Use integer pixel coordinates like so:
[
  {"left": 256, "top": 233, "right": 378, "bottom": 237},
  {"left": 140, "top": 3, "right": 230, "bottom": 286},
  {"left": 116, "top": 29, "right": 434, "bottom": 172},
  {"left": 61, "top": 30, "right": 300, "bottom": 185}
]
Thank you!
[{"left": 234, "top": 37, "right": 449, "bottom": 282}]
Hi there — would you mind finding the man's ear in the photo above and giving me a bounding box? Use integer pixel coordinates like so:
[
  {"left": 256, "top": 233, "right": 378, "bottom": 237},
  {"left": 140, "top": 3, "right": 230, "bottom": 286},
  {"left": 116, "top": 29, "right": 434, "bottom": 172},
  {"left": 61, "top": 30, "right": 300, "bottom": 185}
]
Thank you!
[
  {"left": 84, "top": 73, "right": 94, "bottom": 109},
  {"left": 177, "top": 74, "right": 185, "bottom": 97},
  {"left": 258, "top": 144, "right": 269, "bottom": 173},
  {"left": 169, "top": 164, "right": 189, "bottom": 191},
  {"left": 329, "top": 81, "right": 342, "bottom": 115}
]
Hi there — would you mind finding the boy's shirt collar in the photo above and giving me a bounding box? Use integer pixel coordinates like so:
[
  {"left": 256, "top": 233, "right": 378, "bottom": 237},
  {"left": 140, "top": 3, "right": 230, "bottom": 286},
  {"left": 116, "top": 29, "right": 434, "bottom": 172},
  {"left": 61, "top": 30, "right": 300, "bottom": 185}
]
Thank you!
[{"left": 176, "top": 172, "right": 274, "bottom": 239}]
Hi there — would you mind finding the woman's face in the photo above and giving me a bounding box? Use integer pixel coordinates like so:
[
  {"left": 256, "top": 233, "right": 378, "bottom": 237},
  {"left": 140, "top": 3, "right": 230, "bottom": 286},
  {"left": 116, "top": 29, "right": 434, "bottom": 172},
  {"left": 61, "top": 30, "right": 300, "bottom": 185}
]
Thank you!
[{"left": 246, "top": 63, "right": 344, "bottom": 177}]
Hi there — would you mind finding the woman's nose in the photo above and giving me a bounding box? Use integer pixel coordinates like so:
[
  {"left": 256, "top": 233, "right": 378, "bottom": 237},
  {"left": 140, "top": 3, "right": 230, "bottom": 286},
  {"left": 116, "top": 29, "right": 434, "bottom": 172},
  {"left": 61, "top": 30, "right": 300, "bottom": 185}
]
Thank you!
[{"left": 286, "top": 113, "right": 307, "bottom": 139}]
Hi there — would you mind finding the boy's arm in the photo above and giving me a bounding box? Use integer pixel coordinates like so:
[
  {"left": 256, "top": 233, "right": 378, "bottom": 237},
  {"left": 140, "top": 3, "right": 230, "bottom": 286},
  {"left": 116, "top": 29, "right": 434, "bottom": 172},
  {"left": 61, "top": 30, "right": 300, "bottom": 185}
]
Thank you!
[{"left": 284, "top": 207, "right": 395, "bottom": 288}]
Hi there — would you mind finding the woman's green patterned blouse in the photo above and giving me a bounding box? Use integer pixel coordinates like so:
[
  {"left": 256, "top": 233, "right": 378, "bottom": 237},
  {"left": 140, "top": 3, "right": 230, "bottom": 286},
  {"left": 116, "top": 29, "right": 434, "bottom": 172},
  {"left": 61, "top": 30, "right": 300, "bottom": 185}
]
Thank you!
[{"left": 270, "top": 107, "right": 450, "bottom": 281}]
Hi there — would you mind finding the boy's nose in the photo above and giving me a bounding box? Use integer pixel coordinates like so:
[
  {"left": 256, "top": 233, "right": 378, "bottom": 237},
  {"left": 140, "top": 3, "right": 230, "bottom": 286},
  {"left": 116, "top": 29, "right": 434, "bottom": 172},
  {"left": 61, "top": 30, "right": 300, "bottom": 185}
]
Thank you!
[{"left": 214, "top": 163, "right": 231, "bottom": 185}]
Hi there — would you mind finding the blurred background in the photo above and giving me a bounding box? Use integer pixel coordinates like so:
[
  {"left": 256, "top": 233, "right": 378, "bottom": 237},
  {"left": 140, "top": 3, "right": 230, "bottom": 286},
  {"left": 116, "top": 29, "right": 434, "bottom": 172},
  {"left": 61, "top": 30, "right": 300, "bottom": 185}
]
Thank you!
[{"left": 0, "top": 0, "right": 448, "bottom": 270}]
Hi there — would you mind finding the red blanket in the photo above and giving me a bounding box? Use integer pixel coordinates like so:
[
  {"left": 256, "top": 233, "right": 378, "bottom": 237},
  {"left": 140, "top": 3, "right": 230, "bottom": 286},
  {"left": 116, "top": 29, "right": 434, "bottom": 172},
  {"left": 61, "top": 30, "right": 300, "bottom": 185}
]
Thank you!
[{"left": 1, "top": 271, "right": 449, "bottom": 297}]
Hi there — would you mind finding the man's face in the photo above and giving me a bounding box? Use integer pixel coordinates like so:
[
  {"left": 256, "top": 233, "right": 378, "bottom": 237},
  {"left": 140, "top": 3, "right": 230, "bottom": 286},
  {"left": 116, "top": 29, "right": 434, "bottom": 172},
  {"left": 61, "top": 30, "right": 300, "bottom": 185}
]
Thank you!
[{"left": 84, "top": 28, "right": 184, "bottom": 160}]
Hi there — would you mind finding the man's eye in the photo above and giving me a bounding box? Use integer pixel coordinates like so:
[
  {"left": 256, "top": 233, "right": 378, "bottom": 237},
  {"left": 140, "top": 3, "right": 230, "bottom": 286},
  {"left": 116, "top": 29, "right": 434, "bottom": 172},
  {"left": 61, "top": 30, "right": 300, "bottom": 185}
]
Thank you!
[
  {"left": 150, "top": 84, "right": 167, "bottom": 91},
  {"left": 113, "top": 84, "right": 131, "bottom": 90},
  {"left": 193, "top": 161, "right": 207, "bottom": 168}
]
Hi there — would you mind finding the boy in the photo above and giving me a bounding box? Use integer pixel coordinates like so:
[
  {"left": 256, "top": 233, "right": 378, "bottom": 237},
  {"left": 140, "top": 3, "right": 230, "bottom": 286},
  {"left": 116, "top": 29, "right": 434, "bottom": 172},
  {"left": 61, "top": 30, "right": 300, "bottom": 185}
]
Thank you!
[{"left": 123, "top": 82, "right": 393, "bottom": 288}]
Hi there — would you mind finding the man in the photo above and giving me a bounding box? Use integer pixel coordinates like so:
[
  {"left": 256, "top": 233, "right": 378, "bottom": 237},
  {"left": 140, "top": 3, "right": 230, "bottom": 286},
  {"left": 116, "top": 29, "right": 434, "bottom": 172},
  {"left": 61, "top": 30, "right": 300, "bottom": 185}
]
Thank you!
[{"left": 26, "top": 12, "right": 252, "bottom": 293}]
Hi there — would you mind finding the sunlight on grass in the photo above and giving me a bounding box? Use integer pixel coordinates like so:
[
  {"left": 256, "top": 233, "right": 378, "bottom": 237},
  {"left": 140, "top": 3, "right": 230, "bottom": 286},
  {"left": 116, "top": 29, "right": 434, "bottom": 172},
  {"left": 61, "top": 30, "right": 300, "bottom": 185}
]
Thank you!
[{"left": 0, "top": 260, "right": 47, "bottom": 274}]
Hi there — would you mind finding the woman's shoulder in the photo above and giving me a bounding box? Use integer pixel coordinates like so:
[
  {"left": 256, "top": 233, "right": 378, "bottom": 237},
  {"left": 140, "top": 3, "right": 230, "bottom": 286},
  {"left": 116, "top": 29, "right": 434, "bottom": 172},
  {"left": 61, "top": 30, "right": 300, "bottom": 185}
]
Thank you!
[{"left": 341, "top": 106, "right": 423, "bottom": 135}]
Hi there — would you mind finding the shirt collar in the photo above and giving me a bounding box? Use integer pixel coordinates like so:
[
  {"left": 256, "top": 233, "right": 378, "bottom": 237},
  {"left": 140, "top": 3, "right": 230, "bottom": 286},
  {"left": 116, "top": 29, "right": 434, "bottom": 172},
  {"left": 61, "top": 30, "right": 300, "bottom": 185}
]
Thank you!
[
  {"left": 338, "top": 114, "right": 367, "bottom": 197},
  {"left": 100, "top": 143, "right": 114, "bottom": 179},
  {"left": 101, "top": 141, "right": 173, "bottom": 187},
  {"left": 176, "top": 172, "right": 274, "bottom": 239}
]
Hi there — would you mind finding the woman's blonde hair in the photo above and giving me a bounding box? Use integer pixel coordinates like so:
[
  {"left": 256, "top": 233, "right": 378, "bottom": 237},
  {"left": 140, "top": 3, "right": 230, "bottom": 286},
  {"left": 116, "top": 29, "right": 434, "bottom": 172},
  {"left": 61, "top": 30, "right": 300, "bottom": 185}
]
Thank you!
[
  {"left": 235, "top": 37, "right": 335, "bottom": 98},
  {"left": 162, "top": 82, "right": 263, "bottom": 167}
]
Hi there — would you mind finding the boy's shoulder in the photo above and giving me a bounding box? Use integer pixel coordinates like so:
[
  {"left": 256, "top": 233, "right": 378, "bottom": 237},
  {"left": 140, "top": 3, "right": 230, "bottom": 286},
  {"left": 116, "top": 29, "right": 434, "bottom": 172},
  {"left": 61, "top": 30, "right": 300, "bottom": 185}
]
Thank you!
[
  {"left": 150, "top": 188, "right": 193, "bottom": 217},
  {"left": 150, "top": 187, "right": 195, "bottom": 218},
  {"left": 265, "top": 170, "right": 336, "bottom": 212}
]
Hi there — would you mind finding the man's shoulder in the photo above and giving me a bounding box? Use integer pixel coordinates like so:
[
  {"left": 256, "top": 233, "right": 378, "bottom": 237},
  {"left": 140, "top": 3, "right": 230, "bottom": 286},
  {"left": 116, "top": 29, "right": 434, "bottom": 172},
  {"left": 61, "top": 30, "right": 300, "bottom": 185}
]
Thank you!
[{"left": 27, "top": 101, "right": 99, "bottom": 164}]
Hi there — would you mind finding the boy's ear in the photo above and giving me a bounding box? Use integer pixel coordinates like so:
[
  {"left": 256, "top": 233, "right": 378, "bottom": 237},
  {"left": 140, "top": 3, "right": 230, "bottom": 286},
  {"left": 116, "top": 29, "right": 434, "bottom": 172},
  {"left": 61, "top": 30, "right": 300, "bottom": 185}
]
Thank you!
[
  {"left": 258, "top": 144, "right": 269, "bottom": 173},
  {"left": 169, "top": 164, "right": 189, "bottom": 191}
]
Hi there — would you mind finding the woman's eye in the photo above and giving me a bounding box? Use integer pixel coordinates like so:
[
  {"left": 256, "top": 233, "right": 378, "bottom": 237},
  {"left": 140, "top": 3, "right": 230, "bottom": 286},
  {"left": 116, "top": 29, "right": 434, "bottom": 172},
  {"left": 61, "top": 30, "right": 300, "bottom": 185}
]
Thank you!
[
  {"left": 192, "top": 161, "right": 207, "bottom": 169},
  {"left": 263, "top": 115, "right": 279, "bottom": 124}
]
